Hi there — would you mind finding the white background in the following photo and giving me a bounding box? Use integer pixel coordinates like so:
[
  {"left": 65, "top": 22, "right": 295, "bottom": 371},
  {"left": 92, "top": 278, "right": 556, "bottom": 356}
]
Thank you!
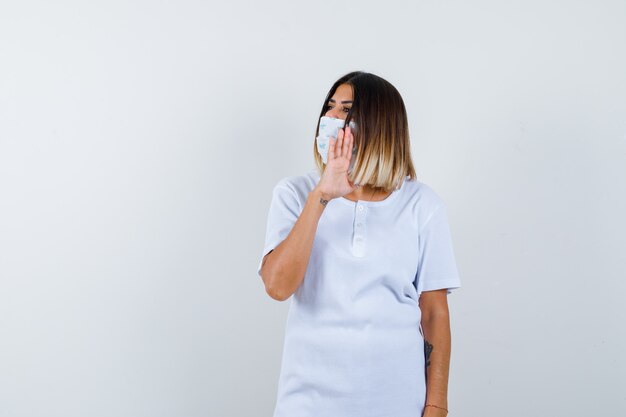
[{"left": 1, "top": 1, "right": 625, "bottom": 416}]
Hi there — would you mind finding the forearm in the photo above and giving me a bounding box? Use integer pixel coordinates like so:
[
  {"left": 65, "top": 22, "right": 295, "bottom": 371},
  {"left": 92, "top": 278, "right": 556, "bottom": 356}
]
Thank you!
[
  {"left": 262, "top": 186, "right": 329, "bottom": 300},
  {"left": 421, "top": 311, "right": 451, "bottom": 414}
]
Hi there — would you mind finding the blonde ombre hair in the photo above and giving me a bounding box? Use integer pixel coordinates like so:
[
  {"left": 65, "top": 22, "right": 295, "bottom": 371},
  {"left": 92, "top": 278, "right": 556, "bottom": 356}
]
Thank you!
[{"left": 313, "top": 71, "right": 417, "bottom": 192}]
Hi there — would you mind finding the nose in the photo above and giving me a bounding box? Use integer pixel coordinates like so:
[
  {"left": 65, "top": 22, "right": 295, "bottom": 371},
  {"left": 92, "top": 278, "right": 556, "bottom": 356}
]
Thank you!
[{"left": 325, "top": 108, "right": 346, "bottom": 120}]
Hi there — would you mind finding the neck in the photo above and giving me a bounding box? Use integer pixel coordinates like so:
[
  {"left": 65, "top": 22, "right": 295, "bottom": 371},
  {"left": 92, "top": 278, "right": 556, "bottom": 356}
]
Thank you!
[{"left": 345, "top": 185, "right": 391, "bottom": 202}]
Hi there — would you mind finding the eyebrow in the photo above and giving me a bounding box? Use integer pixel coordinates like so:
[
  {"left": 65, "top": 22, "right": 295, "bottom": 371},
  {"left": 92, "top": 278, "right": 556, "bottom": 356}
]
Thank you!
[{"left": 328, "top": 99, "right": 353, "bottom": 104}]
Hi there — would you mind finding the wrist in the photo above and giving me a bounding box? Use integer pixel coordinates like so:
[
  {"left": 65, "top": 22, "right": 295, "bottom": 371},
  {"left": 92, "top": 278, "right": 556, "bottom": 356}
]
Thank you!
[
  {"left": 311, "top": 186, "right": 332, "bottom": 203},
  {"left": 423, "top": 403, "right": 448, "bottom": 417}
]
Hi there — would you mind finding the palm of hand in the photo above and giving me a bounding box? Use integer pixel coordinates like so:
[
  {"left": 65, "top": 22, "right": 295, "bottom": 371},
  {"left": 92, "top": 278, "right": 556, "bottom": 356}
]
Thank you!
[{"left": 321, "top": 126, "right": 359, "bottom": 196}]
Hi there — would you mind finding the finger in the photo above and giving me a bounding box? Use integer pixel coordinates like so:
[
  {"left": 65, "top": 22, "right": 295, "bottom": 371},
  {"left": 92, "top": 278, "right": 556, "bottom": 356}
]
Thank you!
[
  {"left": 336, "top": 128, "right": 344, "bottom": 160},
  {"left": 345, "top": 127, "right": 354, "bottom": 152},
  {"left": 327, "top": 136, "right": 335, "bottom": 162},
  {"left": 342, "top": 128, "right": 352, "bottom": 157}
]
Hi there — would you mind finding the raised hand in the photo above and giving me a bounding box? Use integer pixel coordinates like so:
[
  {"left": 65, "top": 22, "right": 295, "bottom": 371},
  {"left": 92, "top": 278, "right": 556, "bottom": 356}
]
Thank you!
[{"left": 315, "top": 125, "right": 359, "bottom": 200}]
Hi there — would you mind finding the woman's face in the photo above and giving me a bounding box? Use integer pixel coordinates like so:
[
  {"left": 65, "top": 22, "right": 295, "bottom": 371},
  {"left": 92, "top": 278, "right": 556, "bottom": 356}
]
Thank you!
[{"left": 324, "top": 83, "right": 353, "bottom": 120}]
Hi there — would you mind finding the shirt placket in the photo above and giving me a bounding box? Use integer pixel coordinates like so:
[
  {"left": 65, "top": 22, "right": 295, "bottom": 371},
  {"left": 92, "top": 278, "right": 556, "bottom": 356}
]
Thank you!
[{"left": 352, "top": 203, "right": 367, "bottom": 257}]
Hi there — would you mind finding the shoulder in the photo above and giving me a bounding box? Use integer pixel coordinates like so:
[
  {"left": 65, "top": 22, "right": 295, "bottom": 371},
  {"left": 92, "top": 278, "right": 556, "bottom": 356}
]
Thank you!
[
  {"left": 400, "top": 178, "right": 447, "bottom": 228},
  {"left": 402, "top": 177, "right": 445, "bottom": 209},
  {"left": 270, "top": 170, "right": 320, "bottom": 208}
]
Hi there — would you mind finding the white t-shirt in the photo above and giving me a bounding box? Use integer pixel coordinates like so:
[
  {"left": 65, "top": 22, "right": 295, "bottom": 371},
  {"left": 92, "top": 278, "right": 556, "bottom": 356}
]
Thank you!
[{"left": 257, "top": 169, "right": 462, "bottom": 417}]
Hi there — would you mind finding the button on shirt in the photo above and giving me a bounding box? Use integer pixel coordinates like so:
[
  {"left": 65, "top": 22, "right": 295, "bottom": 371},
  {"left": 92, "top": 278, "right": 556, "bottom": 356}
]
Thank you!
[{"left": 257, "top": 170, "right": 462, "bottom": 417}]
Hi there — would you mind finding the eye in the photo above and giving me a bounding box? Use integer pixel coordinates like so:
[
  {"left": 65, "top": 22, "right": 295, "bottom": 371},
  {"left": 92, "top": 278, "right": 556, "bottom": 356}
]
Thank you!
[{"left": 325, "top": 105, "right": 352, "bottom": 113}]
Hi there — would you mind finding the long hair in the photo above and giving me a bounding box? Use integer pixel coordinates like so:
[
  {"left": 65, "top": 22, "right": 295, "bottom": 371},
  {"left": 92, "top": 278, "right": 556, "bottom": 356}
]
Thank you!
[{"left": 313, "top": 71, "right": 417, "bottom": 192}]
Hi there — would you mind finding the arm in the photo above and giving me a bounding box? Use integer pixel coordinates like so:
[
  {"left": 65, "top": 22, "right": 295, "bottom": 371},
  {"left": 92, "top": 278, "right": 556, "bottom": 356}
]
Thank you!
[
  {"left": 419, "top": 288, "right": 452, "bottom": 417},
  {"left": 260, "top": 186, "right": 330, "bottom": 301}
]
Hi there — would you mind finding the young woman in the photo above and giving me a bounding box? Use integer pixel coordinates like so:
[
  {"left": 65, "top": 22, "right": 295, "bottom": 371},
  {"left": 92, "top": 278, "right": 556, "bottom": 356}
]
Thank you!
[{"left": 258, "top": 71, "right": 462, "bottom": 417}]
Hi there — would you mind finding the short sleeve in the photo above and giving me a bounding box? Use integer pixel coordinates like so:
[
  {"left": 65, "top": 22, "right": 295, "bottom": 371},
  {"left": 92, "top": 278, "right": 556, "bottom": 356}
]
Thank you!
[
  {"left": 257, "top": 180, "right": 302, "bottom": 277},
  {"left": 413, "top": 203, "right": 462, "bottom": 296}
]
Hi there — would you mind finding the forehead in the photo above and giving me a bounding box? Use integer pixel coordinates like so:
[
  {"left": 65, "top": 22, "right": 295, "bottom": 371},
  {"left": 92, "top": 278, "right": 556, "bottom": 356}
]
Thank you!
[{"left": 330, "top": 83, "right": 353, "bottom": 100}]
